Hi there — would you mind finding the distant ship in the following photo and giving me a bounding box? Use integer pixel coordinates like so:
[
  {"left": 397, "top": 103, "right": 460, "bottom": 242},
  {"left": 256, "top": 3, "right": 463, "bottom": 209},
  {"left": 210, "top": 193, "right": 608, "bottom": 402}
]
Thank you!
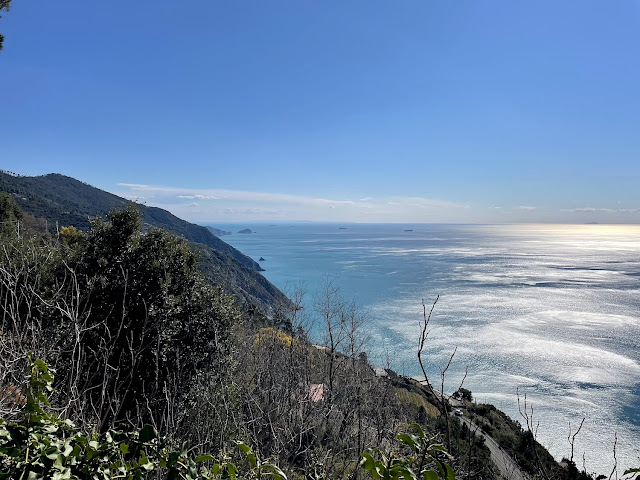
[{"left": 404, "top": 229, "right": 413, "bottom": 232}]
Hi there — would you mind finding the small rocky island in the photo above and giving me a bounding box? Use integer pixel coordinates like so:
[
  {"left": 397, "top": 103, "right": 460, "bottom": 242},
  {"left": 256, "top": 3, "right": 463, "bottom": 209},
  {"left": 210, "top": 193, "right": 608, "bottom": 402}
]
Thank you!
[{"left": 238, "top": 228, "right": 253, "bottom": 234}]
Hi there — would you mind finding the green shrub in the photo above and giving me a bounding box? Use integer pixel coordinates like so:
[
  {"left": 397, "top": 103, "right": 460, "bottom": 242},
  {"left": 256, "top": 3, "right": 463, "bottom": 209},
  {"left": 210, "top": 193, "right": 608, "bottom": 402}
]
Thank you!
[
  {"left": 0, "top": 358, "right": 286, "bottom": 480},
  {"left": 360, "top": 424, "right": 455, "bottom": 480}
]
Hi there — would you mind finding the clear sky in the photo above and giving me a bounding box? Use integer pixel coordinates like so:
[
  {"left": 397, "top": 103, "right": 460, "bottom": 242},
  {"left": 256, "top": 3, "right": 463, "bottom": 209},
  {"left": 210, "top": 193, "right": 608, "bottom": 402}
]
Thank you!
[{"left": 1, "top": 1, "right": 639, "bottom": 223}]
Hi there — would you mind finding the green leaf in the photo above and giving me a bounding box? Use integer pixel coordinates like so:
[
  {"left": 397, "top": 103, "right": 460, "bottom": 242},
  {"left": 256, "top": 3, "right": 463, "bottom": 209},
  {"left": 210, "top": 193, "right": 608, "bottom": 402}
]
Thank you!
[
  {"left": 408, "top": 424, "right": 426, "bottom": 439},
  {"left": 261, "top": 464, "right": 288, "bottom": 480},
  {"left": 62, "top": 442, "right": 73, "bottom": 457},
  {"left": 139, "top": 425, "right": 157, "bottom": 443},
  {"left": 397, "top": 433, "right": 420, "bottom": 452},
  {"left": 33, "top": 359, "right": 49, "bottom": 372},
  {"left": 70, "top": 444, "right": 82, "bottom": 457},
  {"left": 392, "top": 466, "right": 417, "bottom": 480},
  {"left": 195, "top": 454, "right": 216, "bottom": 463},
  {"left": 361, "top": 453, "right": 376, "bottom": 471},
  {"left": 227, "top": 461, "right": 238, "bottom": 479},
  {"left": 167, "top": 451, "right": 180, "bottom": 468},
  {"left": 374, "top": 465, "right": 384, "bottom": 480},
  {"left": 424, "top": 471, "right": 439, "bottom": 480},
  {"left": 428, "top": 444, "right": 453, "bottom": 461},
  {"left": 236, "top": 441, "right": 251, "bottom": 454},
  {"left": 433, "top": 460, "right": 446, "bottom": 479},
  {"left": 236, "top": 442, "right": 257, "bottom": 469},
  {"left": 52, "top": 470, "right": 71, "bottom": 480},
  {"left": 444, "top": 464, "right": 455, "bottom": 480}
]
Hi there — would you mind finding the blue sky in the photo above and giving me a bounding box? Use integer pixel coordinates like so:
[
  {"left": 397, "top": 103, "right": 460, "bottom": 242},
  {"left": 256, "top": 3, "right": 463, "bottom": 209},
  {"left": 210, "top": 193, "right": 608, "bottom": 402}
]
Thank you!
[{"left": 1, "top": 1, "right": 639, "bottom": 223}]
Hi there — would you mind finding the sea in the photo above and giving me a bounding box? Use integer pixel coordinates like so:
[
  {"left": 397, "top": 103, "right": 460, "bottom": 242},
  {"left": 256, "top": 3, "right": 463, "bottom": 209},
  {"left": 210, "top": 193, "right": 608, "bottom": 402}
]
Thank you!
[{"left": 213, "top": 222, "right": 640, "bottom": 474}]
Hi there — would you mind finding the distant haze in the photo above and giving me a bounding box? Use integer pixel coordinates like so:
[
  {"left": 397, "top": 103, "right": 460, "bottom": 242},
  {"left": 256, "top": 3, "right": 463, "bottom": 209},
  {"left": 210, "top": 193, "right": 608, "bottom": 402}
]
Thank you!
[{"left": 112, "top": 183, "right": 640, "bottom": 224}]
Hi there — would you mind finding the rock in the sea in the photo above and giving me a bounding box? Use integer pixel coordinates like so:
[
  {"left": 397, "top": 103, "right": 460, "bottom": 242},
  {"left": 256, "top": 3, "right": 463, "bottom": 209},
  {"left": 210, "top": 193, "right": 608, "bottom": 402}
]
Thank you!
[
  {"left": 238, "top": 228, "right": 253, "bottom": 234},
  {"left": 259, "top": 257, "right": 265, "bottom": 261}
]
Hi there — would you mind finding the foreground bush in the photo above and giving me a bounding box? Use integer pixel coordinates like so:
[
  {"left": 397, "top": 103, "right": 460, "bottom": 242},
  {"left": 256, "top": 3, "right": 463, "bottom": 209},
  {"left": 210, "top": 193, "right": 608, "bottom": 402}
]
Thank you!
[
  {"left": 2, "top": 358, "right": 463, "bottom": 480},
  {"left": 0, "top": 359, "right": 287, "bottom": 480}
]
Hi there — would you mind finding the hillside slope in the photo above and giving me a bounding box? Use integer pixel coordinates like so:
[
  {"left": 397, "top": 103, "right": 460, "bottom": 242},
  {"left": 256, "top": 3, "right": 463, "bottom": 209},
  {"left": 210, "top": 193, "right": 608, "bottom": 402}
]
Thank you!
[
  {"left": 0, "top": 171, "right": 262, "bottom": 271},
  {"left": 0, "top": 171, "right": 291, "bottom": 315}
]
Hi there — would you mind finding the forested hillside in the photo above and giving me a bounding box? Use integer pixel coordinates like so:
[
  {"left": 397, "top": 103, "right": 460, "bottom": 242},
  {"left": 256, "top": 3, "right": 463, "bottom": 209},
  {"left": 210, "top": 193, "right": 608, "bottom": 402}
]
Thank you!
[
  {"left": 0, "top": 171, "right": 294, "bottom": 315},
  {"left": 0, "top": 171, "right": 263, "bottom": 271}
]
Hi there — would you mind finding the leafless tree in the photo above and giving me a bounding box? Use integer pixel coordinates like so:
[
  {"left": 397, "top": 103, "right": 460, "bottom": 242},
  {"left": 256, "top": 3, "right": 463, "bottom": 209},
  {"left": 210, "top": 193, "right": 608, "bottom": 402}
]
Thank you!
[
  {"left": 517, "top": 389, "right": 551, "bottom": 480},
  {"left": 417, "top": 296, "right": 468, "bottom": 454},
  {"left": 609, "top": 433, "right": 618, "bottom": 480},
  {"left": 568, "top": 417, "right": 585, "bottom": 466}
]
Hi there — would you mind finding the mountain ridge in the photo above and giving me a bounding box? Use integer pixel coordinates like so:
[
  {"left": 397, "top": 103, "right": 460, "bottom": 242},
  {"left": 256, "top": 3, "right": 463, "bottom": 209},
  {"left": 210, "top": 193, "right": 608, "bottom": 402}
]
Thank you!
[
  {"left": 0, "top": 171, "right": 263, "bottom": 271},
  {"left": 0, "top": 171, "right": 293, "bottom": 315}
]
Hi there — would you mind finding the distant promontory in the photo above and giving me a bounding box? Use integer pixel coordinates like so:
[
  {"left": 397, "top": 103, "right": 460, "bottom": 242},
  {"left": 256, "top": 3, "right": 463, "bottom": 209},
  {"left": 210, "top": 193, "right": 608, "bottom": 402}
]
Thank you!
[{"left": 206, "top": 226, "right": 232, "bottom": 236}]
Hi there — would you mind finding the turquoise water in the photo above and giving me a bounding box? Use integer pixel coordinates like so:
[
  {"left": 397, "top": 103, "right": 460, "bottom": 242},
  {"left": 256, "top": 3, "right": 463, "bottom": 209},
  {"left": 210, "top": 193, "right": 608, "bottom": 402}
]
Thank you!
[{"left": 214, "top": 223, "right": 640, "bottom": 472}]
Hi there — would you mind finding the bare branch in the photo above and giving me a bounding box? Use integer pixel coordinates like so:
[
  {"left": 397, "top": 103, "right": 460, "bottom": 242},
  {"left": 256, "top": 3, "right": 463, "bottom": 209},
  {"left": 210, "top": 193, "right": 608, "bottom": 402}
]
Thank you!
[
  {"left": 417, "top": 295, "right": 439, "bottom": 393},
  {"left": 609, "top": 432, "right": 618, "bottom": 480},
  {"left": 568, "top": 417, "right": 585, "bottom": 464}
]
